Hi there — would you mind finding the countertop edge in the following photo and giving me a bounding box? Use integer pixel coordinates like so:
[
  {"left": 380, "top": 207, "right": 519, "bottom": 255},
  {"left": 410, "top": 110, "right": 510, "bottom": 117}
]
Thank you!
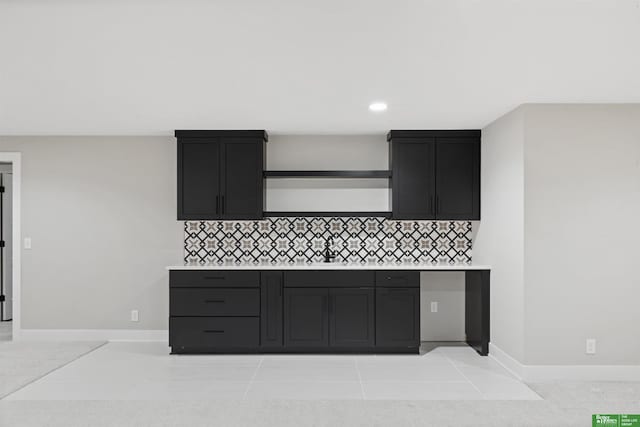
[{"left": 166, "top": 264, "right": 491, "bottom": 271}]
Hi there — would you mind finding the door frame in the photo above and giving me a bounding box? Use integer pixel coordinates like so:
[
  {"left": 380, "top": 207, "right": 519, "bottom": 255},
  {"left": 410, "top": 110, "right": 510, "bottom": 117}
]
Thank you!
[{"left": 0, "top": 153, "right": 21, "bottom": 340}]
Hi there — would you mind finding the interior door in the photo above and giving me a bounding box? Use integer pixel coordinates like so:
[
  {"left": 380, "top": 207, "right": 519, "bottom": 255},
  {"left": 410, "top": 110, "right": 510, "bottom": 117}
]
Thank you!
[
  {"left": 219, "top": 138, "right": 263, "bottom": 219},
  {"left": 284, "top": 288, "right": 328, "bottom": 348},
  {"left": 392, "top": 138, "right": 436, "bottom": 219},
  {"left": 329, "top": 288, "right": 374, "bottom": 348},
  {"left": 435, "top": 138, "right": 480, "bottom": 220},
  {"left": 0, "top": 172, "right": 12, "bottom": 321},
  {"left": 178, "top": 138, "right": 220, "bottom": 220}
]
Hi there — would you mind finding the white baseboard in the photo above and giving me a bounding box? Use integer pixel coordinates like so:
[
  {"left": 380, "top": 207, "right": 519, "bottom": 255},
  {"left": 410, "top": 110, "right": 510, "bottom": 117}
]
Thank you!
[
  {"left": 489, "top": 343, "right": 640, "bottom": 382},
  {"left": 16, "top": 329, "right": 168, "bottom": 342}
]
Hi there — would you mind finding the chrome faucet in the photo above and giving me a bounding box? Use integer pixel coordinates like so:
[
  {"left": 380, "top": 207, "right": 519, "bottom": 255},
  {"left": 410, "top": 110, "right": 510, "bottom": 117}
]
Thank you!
[{"left": 323, "top": 236, "right": 337, "bottom": 263}]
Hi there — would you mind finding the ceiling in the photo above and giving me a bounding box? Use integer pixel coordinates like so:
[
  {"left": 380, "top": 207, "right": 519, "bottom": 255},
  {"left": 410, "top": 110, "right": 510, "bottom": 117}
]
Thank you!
[{"left": 1, "top": 0, "right": 639, "bottom": 135}]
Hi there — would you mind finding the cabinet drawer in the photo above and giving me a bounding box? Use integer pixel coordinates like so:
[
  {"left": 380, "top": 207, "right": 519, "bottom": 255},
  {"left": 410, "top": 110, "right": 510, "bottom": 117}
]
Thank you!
[
  {"left": 170, "top": 288, "right": 259, "bottom": 316},
  {"left": 284, "top": 271, "right": 374, "bottom": 287},
  {"left": 169, "top": 317, "right": 259, "bottom": 349},
  {"left": 170, "top": 271, "right": 259, "bottom": 288},
  {"left": 375, "top": 271, "right": 420, "bottom": 287}
]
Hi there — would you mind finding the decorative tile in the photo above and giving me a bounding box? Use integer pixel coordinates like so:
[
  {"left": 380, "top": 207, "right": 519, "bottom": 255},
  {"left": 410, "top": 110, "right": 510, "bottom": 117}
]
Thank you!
[{"left": 183, "top": 218, "right": 473, "bottom": 264}]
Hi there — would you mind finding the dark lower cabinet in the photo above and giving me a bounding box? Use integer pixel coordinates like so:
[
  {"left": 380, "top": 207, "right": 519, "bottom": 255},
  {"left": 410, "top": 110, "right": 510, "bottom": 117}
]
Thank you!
[
  {"left": 261, "top": 272, "right": 283, "bottom": 348},
  {"left": 169, "top": 269, "right": 488, "bottom": 355},
  {"left": 376, "top": 287, "right": 420, "bottom": 349},
  {"left": 169, "top": 317, "right": 259, "bottom": 352},
  {"left": 329, "top": 288, "right": 375, "bottom": 348},
  {"left": 284, "top": 288, "right": 329, "bottom": 348}
]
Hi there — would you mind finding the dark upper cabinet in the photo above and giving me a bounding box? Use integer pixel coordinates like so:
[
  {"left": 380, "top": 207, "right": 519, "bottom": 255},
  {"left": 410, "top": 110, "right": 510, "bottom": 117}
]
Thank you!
[
  {"left": 329, "top": 288, "right": 375, "bottom": 348},
  {"left": 391, "top": 138, "right": 436, "bottom": 219},
  {"left": 261, "top": 272, "right": 283, "bottom": 348},
  {"left": 178, "top": 139, "right": 220, "bottom": 219},
  {"left": 175, "top": 130, "right": 267, "bottom": 220},
  {"left": 388, "top": 130, "right": 480, "bottom": 220},
  {"left": 435, "top": 138, "right": 480, "bottom": 220},
  {"left": 284, "top": 288, "right": 329, "bottom": 348},
  {"left": 376, "top": 287, "right": 420, "bottom": 348}
]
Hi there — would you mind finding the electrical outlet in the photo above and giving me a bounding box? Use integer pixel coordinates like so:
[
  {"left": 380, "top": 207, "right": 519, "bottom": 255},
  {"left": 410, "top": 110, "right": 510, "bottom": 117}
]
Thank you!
[
  {"left": 430, "top": 301, "right": 438, "bottom": 313},
  {"left": 586, "top": 338, "right": 596, "bottom": 355},
  {"left": 130, "top": 310, "right": 139, "bottom": 322},
  {"left": 24, "top": 237, "right": 32, "bottom": 249}
]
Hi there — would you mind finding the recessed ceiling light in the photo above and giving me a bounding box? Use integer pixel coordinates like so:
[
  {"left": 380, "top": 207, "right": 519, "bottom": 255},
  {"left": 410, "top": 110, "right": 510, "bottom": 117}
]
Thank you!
[{"left": 369, "top": 102, "right": 388, "bottom": 112}]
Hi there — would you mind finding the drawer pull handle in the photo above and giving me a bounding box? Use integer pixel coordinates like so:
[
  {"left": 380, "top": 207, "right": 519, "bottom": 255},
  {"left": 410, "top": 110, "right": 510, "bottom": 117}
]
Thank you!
[
  {"left": 386, "top": 276, "right": 407, "bottom": 281},
  {"left": 204, "top": 276, "right": 225, "bottom": 280},
  {"left": 205, "top": 299, "right": 225, "bottom": 304},
  {"left": 203, "top": 330, "right": 224, "bottom": 334}
]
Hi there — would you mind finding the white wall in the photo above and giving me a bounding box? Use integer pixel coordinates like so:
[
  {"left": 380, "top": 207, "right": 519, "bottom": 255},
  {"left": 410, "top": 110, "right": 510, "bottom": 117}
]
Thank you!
[
  {"left": 523, "top": 104, "right": 640, "bottom": 365},
  {"left": 420, "top": 272, "right": 465, "bottom": 341},
  {"left": 478, "top": 104, "right": 640, "bottom": 367},
  {"left": 1, "top": 134, "right": 467, "bottom": 340},
  {"left": 0, "top": 136, "right": 183, "bottom": 331},
  {"left": 474, "top": 107, "right": 526, "bottom": 362},
  {"left": 266, "top": 135, "right": 390, "bottom": 212}
]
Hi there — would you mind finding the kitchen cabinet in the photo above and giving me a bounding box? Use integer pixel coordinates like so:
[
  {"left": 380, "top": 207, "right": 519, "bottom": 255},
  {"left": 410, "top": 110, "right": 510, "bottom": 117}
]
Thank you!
[
  {"left": 284, "top": 287, "right": 329, "bottom": 348},
  {"left": 175, "top": 130, "right": 267, "bottom": 220},
  {"left": 261, "top": 272, "right": 283, "bottom": 348},
  {"left": 376, "top": 287, "right": 420, "bottom": 349},
  {"left": 168, "top": 268, "right": 490, "bottom": 355},
  {"left": 284, "top": 287, "right": 375, "bottom": 349},
  {"left": 329, "top": 288, "right": 375, "bottom": 348},
  {"left": 388, "top": 130, "right": 480, "bottom": 220}
]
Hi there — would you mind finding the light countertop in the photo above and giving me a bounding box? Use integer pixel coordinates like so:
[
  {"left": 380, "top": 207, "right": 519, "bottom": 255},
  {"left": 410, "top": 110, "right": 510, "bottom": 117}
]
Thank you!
[{"left": 166, "top": 262, "right": 490, "bottom": 271}]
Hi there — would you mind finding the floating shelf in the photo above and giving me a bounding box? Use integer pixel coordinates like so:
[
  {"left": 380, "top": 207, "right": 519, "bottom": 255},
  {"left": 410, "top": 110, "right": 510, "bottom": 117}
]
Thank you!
[
  {"left": 263, "top": 211, "right": 392, "bottom": 218},
  {"left": 264, "top": 170, "right": 391, "bottom": 178}
]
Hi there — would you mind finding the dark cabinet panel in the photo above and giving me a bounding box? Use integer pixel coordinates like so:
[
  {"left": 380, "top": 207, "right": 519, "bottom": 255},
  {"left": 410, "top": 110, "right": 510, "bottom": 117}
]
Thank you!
[
  {"left": 261, "top": 272, "right": 283, "bottom": 348},
  {"left": 284, "top": 288, "right": 329, "bottom": 348},
  {"left": 388, "top": 130, "right": 480, "bottom": 220},
  {"left": 391, "top": 138, "right": 436, "bottom": 219},
  {"left": 175, "top": 130, "right": 266, "bottom": 220},
  {"left": 170, "top": 288, "right": 259, "bottom": 316},
  {"left": 178, "top": 138, "right": 220, "bottom": 220},
  {"left": 435, "top": 138, "right": 480, "bottom": 220},
  {"left": 169, "top": 271, "right": 260, "bottom": 288},
  {"left": 375, "top": 271, "right": 420, "bottom": 287},
  {"left": 376, "top": 287, "right": 420, "bottom": 348},
  {"left": 169, "top": 317, "right": 259, "bottom": 351},
  {"left": 284, "top": 271, "right": 375, "bottom": 287},
  {"left": 220, "top": 139, "right": 264, "bottom": 219},
  {"left": 329, "top": 288, "right": 374, "bottom": 348}
]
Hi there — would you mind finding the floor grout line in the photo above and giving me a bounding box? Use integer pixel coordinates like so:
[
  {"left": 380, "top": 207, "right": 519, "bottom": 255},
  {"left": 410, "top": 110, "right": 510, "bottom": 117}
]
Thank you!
[
  {"left": 353, "top": 356, "right": 366, "bottom": 400},
  {"left": 242, "top": 356, "right": 264, "bottom": 400},
  {"left": 442, "top": 352, "right": 486, "bottom": 400},
  {"left": 0, "top": 340, "right": 109, "bottom": 400}
]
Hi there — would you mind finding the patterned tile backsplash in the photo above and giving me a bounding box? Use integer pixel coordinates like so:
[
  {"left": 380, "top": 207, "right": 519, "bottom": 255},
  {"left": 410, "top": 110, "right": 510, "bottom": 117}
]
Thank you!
[{"left": 184, "top": 217, "right": 472, "bottom": 265}]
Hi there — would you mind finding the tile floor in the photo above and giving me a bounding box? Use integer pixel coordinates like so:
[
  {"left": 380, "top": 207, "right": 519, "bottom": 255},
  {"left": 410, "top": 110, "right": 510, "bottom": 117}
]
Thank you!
[
  {"left": 4, "top": 341, "right": 541, "bottom": 401},
  {"left": 0, "top": 321, "right": 11, "bottom": 341}
]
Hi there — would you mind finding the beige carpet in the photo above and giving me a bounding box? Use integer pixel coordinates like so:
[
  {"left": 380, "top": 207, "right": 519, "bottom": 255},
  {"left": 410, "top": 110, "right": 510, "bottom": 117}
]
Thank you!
[{"left": 0, "top": 341, "right": 105, "bottom": 399}]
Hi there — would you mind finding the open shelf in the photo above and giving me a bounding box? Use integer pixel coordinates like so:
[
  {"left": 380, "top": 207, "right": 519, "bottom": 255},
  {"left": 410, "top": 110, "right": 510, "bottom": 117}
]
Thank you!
[
  {"left": 263, "top": 211, "right": 392, "bottom": 218},
  {"left": 264, "top": 170, "right": 391, "bottom": 178}
]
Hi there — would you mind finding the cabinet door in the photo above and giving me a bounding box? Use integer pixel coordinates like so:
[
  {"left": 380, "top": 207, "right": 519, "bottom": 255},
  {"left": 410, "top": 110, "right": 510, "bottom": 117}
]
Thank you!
[
  {"left": 329, "top": 288, "right": 374, "bottom": 348},
  {"left": 177, "top": 138, "right": 220, "bottom": 220},
  {"left": 376, "top": 287, "right": 420, "bottom": 348},
  {"left": 261, "top": 272, "right": 283, "bottom": 348},
  {"left": 220, "top": 138, "right": 263, "bottom": 219},
  {"left": 284, "top": 288, "right": 328, "bottom": 348},
  {"left": 435, "top": 138, "right": 480, "bottom": 220},
  {"left": 392, "top": 138, "right": 436, "bottom": 219}
]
